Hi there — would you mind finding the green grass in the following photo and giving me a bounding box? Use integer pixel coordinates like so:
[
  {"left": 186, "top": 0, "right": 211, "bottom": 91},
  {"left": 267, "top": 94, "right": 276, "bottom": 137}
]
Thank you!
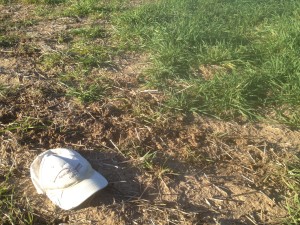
[
  {"left": 69, "top": 26, "right": 107, "bottom": 39},
  {"left": 0, "top": 83, "right": 20, "bottom": 101},
  {"left": 0, "top": 35, "right": 19, "bottom": 47},
  {"left": 37, "top": 16, "right": 120, "bottom": 104},
  {"left": 62, "top": 0, "right": 128, "bottom": 17},
  {"left": 67, "top": 41, "right": 115, "bottom": 68},
  {"left": 0, "top": 84, "right": 9, "bottom": 99},
  {"left": 0, "top": 0, "right": 66, "bottom": 4},
  {"left": 0, "top": 117, "right": 50, "bottom": 134},
  {"left": 39, "top": 30, "right": 116, "bottom": 104},
  {"left": 115, "top": 0, "right": 300, "bottom": 125},
  {"left": 59, "top": 68, "right": 111, "bottom": 103},
  {"left": 0, "top": 171, "right": 36, "bottom": 225}
]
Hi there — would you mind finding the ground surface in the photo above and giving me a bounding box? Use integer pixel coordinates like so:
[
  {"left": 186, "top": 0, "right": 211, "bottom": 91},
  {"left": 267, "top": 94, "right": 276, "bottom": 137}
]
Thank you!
[{"left": 1, "top": 3, "right": 300, "bottom": 225}]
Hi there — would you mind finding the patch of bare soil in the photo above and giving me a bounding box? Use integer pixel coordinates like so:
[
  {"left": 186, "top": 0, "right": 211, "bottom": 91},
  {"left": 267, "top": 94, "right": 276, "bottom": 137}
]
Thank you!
[{"left": 1, "top": 3, "right": 299, "bottom": 225}]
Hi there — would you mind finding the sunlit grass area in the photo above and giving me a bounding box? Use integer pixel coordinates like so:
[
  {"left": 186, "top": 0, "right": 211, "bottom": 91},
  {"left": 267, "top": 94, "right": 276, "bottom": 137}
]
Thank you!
[{"left": 116, "top": 0, "right": 300, "bottom": 125}]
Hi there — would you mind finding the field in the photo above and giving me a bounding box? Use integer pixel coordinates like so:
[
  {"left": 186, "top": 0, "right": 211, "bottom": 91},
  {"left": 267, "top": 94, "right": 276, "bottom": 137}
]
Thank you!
[{"left": 1, "top": 0, "right": 300, "bottom": 224}]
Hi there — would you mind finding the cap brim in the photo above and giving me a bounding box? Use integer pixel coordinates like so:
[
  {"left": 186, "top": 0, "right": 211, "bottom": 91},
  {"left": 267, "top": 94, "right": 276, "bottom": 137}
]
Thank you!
[{"left": 46, "top": 170, "right": 108, "bottom": 210}]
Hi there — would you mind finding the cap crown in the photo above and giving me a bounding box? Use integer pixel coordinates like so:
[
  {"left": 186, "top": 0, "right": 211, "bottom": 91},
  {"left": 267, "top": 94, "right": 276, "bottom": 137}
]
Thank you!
[
  {"left": 31, "top": 149, "right": 93, "bottom": 193},
  {"left": 34, "top": 149, "right": 92, "bottom": 192}
]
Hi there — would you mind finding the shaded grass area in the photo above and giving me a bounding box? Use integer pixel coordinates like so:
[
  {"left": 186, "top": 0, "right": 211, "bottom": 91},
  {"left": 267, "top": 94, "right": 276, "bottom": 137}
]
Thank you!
[{"left": 116, "top": 0, "right": 300, "bottom": 126}]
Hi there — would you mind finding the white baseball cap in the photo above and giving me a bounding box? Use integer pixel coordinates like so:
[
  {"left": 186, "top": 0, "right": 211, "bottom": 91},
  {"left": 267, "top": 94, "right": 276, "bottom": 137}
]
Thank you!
[{"left": 30, "top": 148, "right": 108, "bottom": 210}]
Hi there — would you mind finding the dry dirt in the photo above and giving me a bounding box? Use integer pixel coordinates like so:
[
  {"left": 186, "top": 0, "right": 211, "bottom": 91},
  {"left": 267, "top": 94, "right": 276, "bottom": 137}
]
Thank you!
[{"left": 1, "top": 3, "right": 300, "bottom": 225}]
